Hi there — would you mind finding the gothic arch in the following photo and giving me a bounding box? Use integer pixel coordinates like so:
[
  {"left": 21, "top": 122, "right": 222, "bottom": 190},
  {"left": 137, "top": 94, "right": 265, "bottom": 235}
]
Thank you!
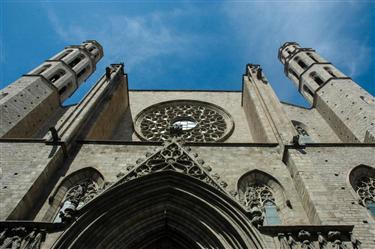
[
  {"left": 52, "top": 171, "right": 266, "bottom": 249},
  {"left": 43, "top": 167, "right": 105, "bottom": 222},
  {"left": 347, "top": 164, "right": 375, "bottom": 215},
  {"left": 237, "top": 170, "right": 286, "bottom": 226}
]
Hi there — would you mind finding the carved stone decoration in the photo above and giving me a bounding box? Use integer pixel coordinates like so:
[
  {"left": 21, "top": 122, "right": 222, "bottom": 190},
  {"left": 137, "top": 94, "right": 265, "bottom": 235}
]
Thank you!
[
  {"left": 243, "top": 183, "right": 276, "bottom": 226},
  {"left": 0, "top": 227, "right": 45, "bottom": 249},
  {"left": 275, "top": 230, "right": 360, "bottom": 249},
  {"left": 59, "top": 180, "right": 101, "bottom": 222},
  {"left": 354, "top": 176, "right": 375, "bottom": 207},
  {"left": 115, "top": 138, "right": 228, "bottom": 193},
  {"left": 134, "top": 100, "right": 234, "bottom": 142}
]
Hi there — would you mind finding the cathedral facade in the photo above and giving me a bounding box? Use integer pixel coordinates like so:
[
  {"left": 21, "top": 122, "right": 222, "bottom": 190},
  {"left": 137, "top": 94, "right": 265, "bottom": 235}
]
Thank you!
[{"left": 0, "top": 40, "right": 374, "bottom": 249}]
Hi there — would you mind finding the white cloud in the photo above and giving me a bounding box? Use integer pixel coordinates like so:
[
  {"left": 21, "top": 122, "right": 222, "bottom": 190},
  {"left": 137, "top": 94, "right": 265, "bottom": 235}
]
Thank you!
[
  {"left": 45, "top": 6, "right": 200, "bottom": 73},
  {"left": 221, "top": 1, "right": 373, "bottom": 103}
]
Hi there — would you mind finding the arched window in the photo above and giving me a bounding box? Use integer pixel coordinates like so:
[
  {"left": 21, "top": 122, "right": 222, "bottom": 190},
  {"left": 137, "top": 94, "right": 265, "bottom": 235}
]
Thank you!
[
  {"left": 324, "top": 66, "right": 337, "bottom": 78},
  {"left": 238, "top": 170, "right": 285, "bottom": 226},
  {"left": 309, "top": 71, "right": 324, "bottom": 86},
  {"left": 294, "top": 56, "right": 307, "bottom": 70},
  {"left": 288, "top": 68, "right": 299, "bottom": 80},
  {"left": 48, "top": 69, "right": 66, "bottom": 83},
  {"left": 302, "top": 85, "right": 314, "bottom": 98},
  {"left": 55, "top": 179, "right": 100, "bottom": 222},
  {"left": 77, "top": 65, "right": 90, "bottom": 80},
  {"left": 356, "top": 177, "right": 375, "bottom": 214},
  {"left": 306, "top": 52, "right": 318, "bottom": 62},
  {"left": 349, "top": 165, "right": 375, "bottom": 216},
  {"left": 43, "top": 168, "right": 105, "bottom": 223},
  {"left": 244, "top": 183, "right": 281, "bottom": 225},
  {"left": 58, "top": 49, "right": 73, "bottom": 60},
  {"left": 292, "top": 120, "right": 313, "bottom": 143},
  {"left": 35, "top": 64, "right": 51, "bottom": 74},
  {"left": 68, "top": 53, "right": 85, "bottom": 68}
]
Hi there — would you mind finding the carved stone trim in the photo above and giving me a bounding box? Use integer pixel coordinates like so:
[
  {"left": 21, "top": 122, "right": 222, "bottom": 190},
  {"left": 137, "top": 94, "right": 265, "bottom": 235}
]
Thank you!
[
  {"left": 355, "top": 176, "right": 375, "bottom": 207},
  {"left": 58, "top": 181, "right": 110, "bottom": 223},
  {"left": 242, "top": 183, "right": 276, "bottom": 226},
  {"left": 0, "top": 227, "right": 45, "bottom": 249},
  {"left": 260, "top": 225, "right": 361, "bottom": 249},
  {"left": 114, "top": 138, "right": 228, "bottom": 193}
]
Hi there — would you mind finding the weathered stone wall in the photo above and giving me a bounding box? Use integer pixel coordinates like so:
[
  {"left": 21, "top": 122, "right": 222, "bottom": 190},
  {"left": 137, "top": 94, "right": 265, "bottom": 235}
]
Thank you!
[
  {"left": 0, "top": 142, "right": 64, "bottom": 220},
  {"left": 316, "top": 79, "right": 375, "bottom": 142},
  {"left": 0, "top": 77, "right": 60, "bottom": 138},
  {"left": 281, "top": 102, "right": 341, "bottom": 143},
  {"left": 242, "top": 77, "right": 277, "bottom": 143},
  {"left": 286, "top": 146, "right": 375, "bottom": 248},
  {"left": 85, "top": 76, "right": 129, "bottom": 139}
]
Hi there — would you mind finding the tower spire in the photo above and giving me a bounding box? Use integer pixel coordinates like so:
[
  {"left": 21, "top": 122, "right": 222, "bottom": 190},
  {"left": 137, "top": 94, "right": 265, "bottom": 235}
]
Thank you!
[
  {"left": 279, "top": 42, "right": 375, "bottom": 143},
  {"left": 0, "top": 41, "right": 103, "bottom": 138}
]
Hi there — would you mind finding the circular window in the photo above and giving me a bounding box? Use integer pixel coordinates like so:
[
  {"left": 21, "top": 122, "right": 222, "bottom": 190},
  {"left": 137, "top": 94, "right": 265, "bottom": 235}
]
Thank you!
[{"left": 134, "top": 100, "right": 234, "bottom": 142}]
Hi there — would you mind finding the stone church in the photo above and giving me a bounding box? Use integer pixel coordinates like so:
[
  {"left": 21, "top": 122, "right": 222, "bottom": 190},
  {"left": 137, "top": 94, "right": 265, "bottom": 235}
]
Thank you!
[{"left": 0, "top": 40, "right": 374, "bottom": 249}]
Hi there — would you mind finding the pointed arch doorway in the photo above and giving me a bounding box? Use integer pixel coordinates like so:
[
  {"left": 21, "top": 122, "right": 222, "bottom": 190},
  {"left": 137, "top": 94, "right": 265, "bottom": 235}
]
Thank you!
[{"left": 53, "top": 171, "right": 265, "bottom": 249}]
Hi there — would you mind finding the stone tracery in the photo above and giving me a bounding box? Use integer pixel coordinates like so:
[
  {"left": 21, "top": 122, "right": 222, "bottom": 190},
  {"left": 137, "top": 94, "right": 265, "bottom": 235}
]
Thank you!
[
  {"left": 116, "top": 138, "right": 228, "bottom": 193},
  {"left": 58, "top": 180, "right": 100, "bottom": 222},
  {"left": 134, "top": 100, "right": 234, "bottom": 142},
  {"left": 354, "top": 176, "right": 375, "bottom": 207},
  {"left": 243, "top": 183, "right": 279, "bottom": 226},
  {"left": 244, "top": 184, "right": 276, "bottom": 208},
  {"left": 0, "top": 227, "right": 45, "bottom": 249},
  {"left": 349, "top": 165, "right": 375, "bottom": 216}
]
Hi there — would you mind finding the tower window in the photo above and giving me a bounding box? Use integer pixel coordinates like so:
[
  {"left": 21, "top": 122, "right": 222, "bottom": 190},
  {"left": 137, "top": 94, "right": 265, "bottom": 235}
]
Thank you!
[
  {"left": 288, "top": 68, "right": 299, "bottom": 79},
  {"left": 284, "top": 48, "right": 291, "bottom": 57},
  {"left": 69, "top": 53, "right": 85, "bottom": 68},
  {"left": 324, "top": 66, "right": 337, "bottom": 78},
  {"left": 58, "top": 49, "right": 73, "bottom": 60},
  {"left": 303, "top": 85, "right": 314, "bottom": 98},
  {"left": 77, "top": 66, "right": 89, "bottom": 80},
  {"left": 306, "top": 52, "right": 318, "bottom": 62},
  {"left": 310, "top": 72, "right": 324, "bottom": 86},
  {"left": 58, "top": 86, "right": 67, "bottom": 95},
  {"left": 49, "top": 69, "right": 66, "bottom": 83},
  {"left": 294, "top": 56, "right": 307, "bottom": 69},
  {"left": 35, "top": 64, "right": 51, "bottom": 74}
]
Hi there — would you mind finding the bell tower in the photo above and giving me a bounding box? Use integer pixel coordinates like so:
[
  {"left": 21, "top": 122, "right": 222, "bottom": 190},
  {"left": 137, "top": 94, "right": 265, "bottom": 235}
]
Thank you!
[
  {"left": 0, "top": 40, "right": 103, "bottom": 138},
  {"left": 279, "top": 42, "right": 375, "bottom": 143}
]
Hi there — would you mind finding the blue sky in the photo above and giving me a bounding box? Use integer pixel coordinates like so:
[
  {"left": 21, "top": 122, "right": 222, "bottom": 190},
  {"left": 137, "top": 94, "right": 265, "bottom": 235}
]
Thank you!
[{"left": 1, "top": 1, "right": 374, "bottom": 106}]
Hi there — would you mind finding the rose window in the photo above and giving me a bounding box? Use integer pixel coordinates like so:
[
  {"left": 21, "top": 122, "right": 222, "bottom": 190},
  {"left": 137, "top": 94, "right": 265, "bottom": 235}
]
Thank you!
[{"left": 134, "top": 100, "right": 234, "bottom": 142}]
